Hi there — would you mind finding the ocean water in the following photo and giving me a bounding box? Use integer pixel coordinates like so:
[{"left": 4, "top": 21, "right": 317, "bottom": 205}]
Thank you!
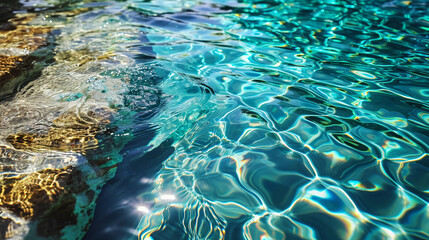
[{"left": 0, "top": 0, "right": 428, "bottom": 239}]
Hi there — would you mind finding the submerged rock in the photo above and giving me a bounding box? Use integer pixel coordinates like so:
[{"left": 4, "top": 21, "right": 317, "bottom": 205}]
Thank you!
[
  {"left": 6, "top": 110, "right": 112, "bottom": 153},
  {"left": 0, "top": 14, "right": 52, "bottom": 52},
  {"left": 0, "top": 55, "right": 35, "bottom": 81},
  {"left": 0, "top": 166, "right": 92, "bottom": 238},
  {"left": 0, "top": 109, "right": 116, "bottom": 239},
  {"left": 0, "top": 216, "right": 22, "bottom": 239},
  {"left": 0, "top": 14, "right": 52, "bottom": 100},
  {"left": 0, "top": 7, "right": 93, "bottom": 100}
]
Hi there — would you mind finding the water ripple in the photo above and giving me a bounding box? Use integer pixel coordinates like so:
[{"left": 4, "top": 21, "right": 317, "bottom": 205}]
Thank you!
[
  {"left": 134, "top": 0, "right": 429, "bottom": 239},
  {"left": 0, "top": 0, "right": 428, "bottom": 239}
]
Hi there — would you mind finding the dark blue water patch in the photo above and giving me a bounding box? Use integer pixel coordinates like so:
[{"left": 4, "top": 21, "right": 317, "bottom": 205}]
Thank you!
[
  {"left": 84, "top": 135, "right": 175, "bottom": 240},
  {"left": 133, "top": 53, "right": 157, "bottom": 63},
  {"left": 83, "top": 61, "right": 172, "bottom": 239}
]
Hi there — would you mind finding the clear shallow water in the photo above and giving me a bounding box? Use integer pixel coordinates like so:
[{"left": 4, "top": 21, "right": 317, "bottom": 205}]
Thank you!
[{"left": 0, "top": 0, "right": 428, "bottom": 239}]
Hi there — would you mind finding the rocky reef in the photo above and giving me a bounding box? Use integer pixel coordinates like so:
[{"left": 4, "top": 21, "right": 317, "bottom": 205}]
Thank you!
[
  {"left": 0, "top": 109, "right": 114, "bottom": 238},
  {"left": 6, "top": 110, "right": 112, "bottom": 153},
  {"left": 0, "top": 166, "right": 90, "bottom": 238},
  {"left": 0, "top": 2, "right": 123, "bottom": 237}
]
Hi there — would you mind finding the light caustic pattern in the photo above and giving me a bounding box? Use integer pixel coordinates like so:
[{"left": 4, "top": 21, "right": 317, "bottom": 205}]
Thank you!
[
  {"left": 134, "top": 0, "right": 429, "bottom": 239},
  {"left": 0, "top": 0, "right": 428, "bottom": 239},
  {"left": 0, "top": 0, "right": 164, "bottom": 238}
]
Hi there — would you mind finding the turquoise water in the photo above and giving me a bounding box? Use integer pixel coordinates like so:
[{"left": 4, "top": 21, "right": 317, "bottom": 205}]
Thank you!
[{"left": 0, "top": 0, "right": 428, "bottom": 239}]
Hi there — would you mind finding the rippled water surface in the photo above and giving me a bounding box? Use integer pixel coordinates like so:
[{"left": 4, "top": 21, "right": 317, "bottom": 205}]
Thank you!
[{"left": 0, "top": 0, "right": 428, "bottom": 239}]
